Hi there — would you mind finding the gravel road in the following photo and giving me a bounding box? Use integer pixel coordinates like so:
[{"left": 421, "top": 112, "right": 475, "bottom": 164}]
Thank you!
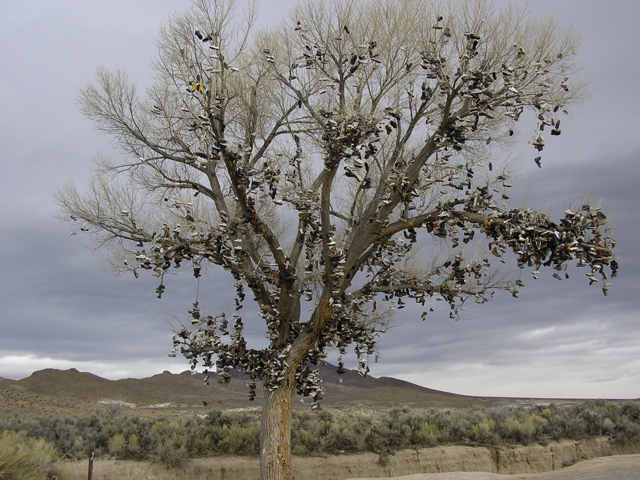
[{"left": 350, "top": 454, "right": 640, "bottom": 480}]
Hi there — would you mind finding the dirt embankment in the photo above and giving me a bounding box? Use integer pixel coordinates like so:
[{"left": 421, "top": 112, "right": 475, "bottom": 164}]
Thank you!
[{"left": 56, "top": 437, "right": 640, "bottom": 480}]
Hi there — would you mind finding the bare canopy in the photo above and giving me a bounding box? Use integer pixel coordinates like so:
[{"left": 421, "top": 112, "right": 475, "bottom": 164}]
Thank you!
[{"left": 57, "top": 0, "right": 617, "bottom": 478}]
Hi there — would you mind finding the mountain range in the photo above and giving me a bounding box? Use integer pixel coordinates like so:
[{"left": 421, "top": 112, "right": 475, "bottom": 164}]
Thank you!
[{"left": 0, "top": 364, "right": 482, "bottom": 418}]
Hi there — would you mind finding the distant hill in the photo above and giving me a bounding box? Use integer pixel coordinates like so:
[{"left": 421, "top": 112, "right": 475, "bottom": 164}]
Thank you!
[
  {"left": 0, "top": 374, "right": 98, "bottom": 418},
  {"left": 0, "top": 365, "right": 482, "bottom": 418}
]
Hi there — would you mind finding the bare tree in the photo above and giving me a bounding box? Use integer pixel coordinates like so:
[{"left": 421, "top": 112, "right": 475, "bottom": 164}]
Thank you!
[{"left": 56, "top": 0, "right": 617, "bottom": 478}]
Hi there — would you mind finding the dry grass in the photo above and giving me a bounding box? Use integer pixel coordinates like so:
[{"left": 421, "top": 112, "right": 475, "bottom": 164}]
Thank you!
[
  {"left": 55, "top": 459, "right": 182, "bottom": 480},
  {"left": 55, "top": 457, "right": 261, "bottom": 480},
  {"left": 0, "top": 430, "right": 61, "bottom": 480}
]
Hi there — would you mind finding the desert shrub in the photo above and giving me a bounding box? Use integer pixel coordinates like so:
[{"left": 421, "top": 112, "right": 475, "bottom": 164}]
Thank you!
[
  {"left": 386, "top": 409, "right": 445, "bottom": 448},
  {"left": 313, "top": 419, "right": 342, "bottom": 453},
  {"left": 483, "top": 407, "right": 553, "bottom": 445},
  {"left": 0, "top": 430, "right": 60, "bottom": 480},
  {"left": 0, "top": 431, "right": 42, "bottom": 480},
  {"left": 16, "top": 434, "right": 59, "bottom": 477},
  {"left": 126, "top": 433, "right": 144, "bottom": 458},
  {"left": 292, "top": 412, "right": 318, "bottom": 454},
  {"left": 295, "top": 427, "right": 322, "bottom": 454},
  {"left": 291, "top": 410, "right": 352, "bottom": 455},
  {"left": 538, "top": 408, "right": 568, "bottom": 441},
  {"left": 564, "top": 415, "right": 589, "bottom": 439},
  {"left": 503, "top": 416, "right": 534, "bottom": 445},
  {"left": 30, "top": 415, "right": 79, "bottom": 457},
  {"left": 356, "top": 407, "right": 445, "bottom": 453},
  {"left": 204, "top": 409, "right": 230, "bottom": 428},
  {"left": 152, "top": 440, "right": 189, "bottom": 468},
  {"left": 429, "top": 408, "right": 473, "bottom": 443},
  {"left": 346, "top": 412, "right": 379, "bottom": 452},
  {"left": 1, "top": 400, "right": 639, "bottom": 462},
  {"left": 416, "top": 422, "right": 443, "bottom": 447},
  {"left": 218, "top": 422, "right": 260, "bottom": 455},
  {"left": 471, "top": 418, "right": 498, "bottom": 444},
  {"left": 149, "top": 418, "right": 190, "bottom": 461},
  {"left": 620, "top": 402, "right": 640, "bottom": 421},
  {"left": 613, "top": 417, "right": 640, "bottom": 443},
  {"left": 510, "top": 413, "right": 548, "bottom": 445},
  {"left": 201, "top": 410, "right": 260, "bottom": 455},
  {"left": 372, "top": 409, "right": 412, "bottom": 451},
  {"left": 575, "top": 406, "right": 604, "bottom": 436},
  {"left": 107, "top": 432, "right": 127, "bottom": 457},
  {"left": 393, "top": 410, "right": 429, "bottom": 447},
  {"left": 184, "top": 422, "right": 211, "bottom": 456}
]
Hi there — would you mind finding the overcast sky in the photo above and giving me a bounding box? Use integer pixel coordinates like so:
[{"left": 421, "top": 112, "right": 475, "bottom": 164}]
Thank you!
[{"left": 1, "top": 0, "right": 638, "bottom": 400}]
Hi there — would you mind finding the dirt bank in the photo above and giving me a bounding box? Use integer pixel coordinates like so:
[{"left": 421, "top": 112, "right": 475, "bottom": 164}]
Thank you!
[
  {"left": 349, "top": 455, "right": 640, "bottom": 480},
  {"left": 56, "top": 437, "right": 640, "bottom": 480}
]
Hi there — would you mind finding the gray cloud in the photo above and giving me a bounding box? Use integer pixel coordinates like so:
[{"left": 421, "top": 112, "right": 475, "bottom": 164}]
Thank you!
[{"left": 1, "top": 0, "right": 638, "bottom": 399}]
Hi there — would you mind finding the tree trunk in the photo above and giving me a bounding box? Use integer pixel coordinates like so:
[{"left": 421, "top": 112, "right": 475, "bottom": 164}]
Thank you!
[{"left": 260, "top": 379, "right": 296, "bottom": 480}]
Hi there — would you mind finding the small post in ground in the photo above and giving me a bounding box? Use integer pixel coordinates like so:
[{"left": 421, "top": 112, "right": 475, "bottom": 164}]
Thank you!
[{"left": 87, "top": 447, "right": 94, "bottom": 480}]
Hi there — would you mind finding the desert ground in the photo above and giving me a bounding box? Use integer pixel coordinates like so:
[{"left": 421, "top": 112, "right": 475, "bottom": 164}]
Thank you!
[
  {"left": 54, "top": 438, "right": 640, "bottom": 480},
  {"left": 350, "top": 454, "right": 640, "bottom": 480},
  {"left": 4, "top": 370, "right": 639, "bottom": 479}
]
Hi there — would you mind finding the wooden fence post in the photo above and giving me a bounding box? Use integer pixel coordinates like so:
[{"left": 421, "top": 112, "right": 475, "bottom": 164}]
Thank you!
[{"left": 87, "top": 447, "right": 94, "bottom": 480}]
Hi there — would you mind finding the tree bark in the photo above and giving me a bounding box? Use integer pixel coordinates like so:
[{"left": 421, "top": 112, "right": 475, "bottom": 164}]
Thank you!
[{"left": 260, "top": 379, "right": 297, "bottom": 480}]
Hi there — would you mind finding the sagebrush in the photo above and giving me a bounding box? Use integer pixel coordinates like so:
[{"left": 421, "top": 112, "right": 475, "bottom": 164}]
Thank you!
[{"left": 1, "top": 400, "right": 638, "bottom": 467}]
